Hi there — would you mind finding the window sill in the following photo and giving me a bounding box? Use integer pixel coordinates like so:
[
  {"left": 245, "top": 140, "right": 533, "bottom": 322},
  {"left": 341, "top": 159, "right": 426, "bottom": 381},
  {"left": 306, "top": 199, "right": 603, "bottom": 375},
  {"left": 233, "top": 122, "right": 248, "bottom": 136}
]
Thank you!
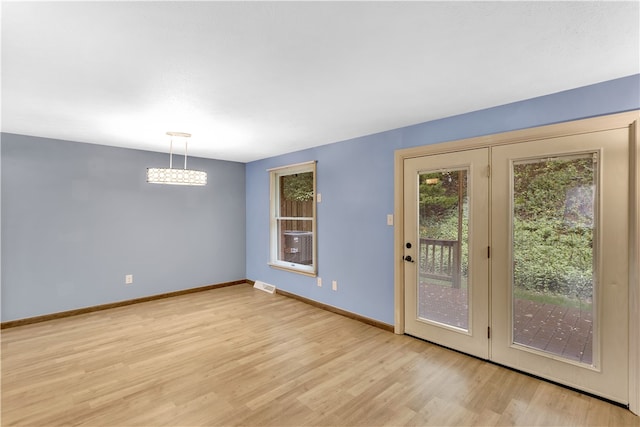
[{"left": 268, "top": 263, "right": 317, "bottom": 277}]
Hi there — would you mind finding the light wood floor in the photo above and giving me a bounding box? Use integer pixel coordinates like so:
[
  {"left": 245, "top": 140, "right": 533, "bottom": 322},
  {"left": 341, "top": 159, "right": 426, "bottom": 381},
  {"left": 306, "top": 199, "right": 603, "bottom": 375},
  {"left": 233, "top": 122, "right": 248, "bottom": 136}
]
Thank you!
[{"left": 2, "top": 284, "right": 638, "bottom": 426}]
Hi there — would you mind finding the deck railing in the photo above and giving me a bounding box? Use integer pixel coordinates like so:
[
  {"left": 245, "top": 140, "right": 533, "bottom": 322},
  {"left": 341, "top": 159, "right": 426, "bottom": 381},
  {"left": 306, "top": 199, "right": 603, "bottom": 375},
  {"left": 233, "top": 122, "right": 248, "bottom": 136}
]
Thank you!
[{"left": 419, "top": 238, "right": 460, "bottom": 288}]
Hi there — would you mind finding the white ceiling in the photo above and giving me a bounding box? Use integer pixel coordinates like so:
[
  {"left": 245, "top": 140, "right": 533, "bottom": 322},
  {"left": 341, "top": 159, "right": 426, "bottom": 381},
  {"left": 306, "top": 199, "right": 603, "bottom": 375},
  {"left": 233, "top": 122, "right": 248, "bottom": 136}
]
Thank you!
[{"left": 2, "top": 1, "right": 638, "bottom": 163}]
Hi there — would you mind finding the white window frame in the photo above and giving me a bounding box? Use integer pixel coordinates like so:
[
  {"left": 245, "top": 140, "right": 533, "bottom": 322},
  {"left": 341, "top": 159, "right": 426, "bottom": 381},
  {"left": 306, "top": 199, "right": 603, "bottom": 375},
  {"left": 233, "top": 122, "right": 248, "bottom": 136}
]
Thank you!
[{"left": 268, "top": 161, "right": 317, "bottom": 276}]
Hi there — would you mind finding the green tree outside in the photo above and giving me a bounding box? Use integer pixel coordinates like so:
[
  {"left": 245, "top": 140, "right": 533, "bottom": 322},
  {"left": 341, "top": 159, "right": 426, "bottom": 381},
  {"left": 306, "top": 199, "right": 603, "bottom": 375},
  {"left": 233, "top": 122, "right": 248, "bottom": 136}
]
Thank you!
[{"left": 419, "top": 155, "right": 595, "bottom": 306}]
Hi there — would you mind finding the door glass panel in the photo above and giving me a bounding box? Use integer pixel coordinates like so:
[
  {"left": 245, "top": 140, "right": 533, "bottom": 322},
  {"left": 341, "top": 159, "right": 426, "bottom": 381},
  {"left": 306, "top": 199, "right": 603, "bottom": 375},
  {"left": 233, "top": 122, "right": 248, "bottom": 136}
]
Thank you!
[
  {"left": 512, "top": 154, "right": 596, "bottom": 364},
  {"left": 418, "top": 169, "right": 469, "bottom": 331}
]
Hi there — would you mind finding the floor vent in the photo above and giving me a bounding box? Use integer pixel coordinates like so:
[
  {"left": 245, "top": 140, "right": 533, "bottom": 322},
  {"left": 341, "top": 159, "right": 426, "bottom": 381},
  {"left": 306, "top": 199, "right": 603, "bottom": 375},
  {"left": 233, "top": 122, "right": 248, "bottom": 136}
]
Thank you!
[{"left": 253, "top": 280, "right": 276, "bottom": 294}]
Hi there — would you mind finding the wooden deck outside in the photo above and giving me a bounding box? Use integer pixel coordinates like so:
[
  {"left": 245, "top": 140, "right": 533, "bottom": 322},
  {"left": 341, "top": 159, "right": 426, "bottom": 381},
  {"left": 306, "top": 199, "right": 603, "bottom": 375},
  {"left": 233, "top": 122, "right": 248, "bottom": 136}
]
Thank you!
[
  {"left": 514, "top": 298, "right": 593, "bottom": 364},
  {"left": 418, "top": 282, "right": 593, "bottom": 364}
]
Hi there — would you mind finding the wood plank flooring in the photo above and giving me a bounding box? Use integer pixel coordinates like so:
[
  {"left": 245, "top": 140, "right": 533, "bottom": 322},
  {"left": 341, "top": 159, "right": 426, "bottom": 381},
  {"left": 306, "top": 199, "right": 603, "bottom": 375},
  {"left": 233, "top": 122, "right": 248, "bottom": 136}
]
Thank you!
[{"left": 2, "top": 284, "right": 638, "bottom": 426}]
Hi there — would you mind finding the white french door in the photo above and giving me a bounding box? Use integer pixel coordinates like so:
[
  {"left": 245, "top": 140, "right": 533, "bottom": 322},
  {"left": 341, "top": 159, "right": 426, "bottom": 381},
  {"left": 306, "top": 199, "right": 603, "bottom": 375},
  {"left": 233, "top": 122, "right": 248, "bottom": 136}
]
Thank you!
[
  {"left": 403, "top": 148, "right": 489, "bottom": 359},
  {"left": 490, "top": 129, "right": 629, "bottom": 403},
  {"left": 403, "top": 128, "right": 630, "bottom": 403}
]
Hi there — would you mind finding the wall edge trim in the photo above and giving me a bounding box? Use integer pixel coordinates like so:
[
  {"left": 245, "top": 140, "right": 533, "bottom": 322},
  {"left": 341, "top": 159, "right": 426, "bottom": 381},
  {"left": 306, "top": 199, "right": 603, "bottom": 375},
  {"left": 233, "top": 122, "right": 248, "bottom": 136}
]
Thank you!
[
  {"left": 272, "top": 286, "right": 394, "bottom": 333},
  {"left": 0, "top": 280, "right": 247, "bottom": 329}
]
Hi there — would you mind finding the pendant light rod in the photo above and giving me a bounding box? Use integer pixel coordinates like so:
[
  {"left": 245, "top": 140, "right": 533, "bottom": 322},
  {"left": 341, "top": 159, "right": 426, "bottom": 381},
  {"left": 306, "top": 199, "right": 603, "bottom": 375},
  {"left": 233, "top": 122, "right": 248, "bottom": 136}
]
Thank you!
[
  {"left": 166, "top": 131, "right": 191, "bottom": 170},
  {"left": 184, "top": 136, "right": 188, "bottom": 169},
  {"left": 169, "top": 134, "right": 173, "bottom": 169}
]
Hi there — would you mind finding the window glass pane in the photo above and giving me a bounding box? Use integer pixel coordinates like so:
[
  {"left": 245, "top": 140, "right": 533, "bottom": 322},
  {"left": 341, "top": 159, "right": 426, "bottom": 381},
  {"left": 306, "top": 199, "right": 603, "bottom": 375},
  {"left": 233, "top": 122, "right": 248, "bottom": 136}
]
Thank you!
[
  {"left": 278, "top": 220, "right": 313, "bottom": 266},
  {"left": 418, "top": 169, "right": 469, "bottom": 331},
  {"left": 279, "top": 172, "right": 314, "bottom": 218},
  {"left": 512, "top": 154, "right": 596, "bottom": 364}
]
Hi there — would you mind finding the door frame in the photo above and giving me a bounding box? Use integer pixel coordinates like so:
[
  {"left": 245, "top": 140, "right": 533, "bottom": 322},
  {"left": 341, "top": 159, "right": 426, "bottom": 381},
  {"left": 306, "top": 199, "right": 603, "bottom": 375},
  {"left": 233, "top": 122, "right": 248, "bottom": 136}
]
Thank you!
[{"left": 393, "top": 110, "right": 640, "bottom": 414}]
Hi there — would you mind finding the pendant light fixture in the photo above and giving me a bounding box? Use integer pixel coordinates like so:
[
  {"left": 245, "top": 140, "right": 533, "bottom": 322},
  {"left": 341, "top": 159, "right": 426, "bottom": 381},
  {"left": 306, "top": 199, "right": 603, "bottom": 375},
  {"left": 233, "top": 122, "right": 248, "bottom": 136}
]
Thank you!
[{"left": 147, "top": 132, "right": 207, "bottom": 186}]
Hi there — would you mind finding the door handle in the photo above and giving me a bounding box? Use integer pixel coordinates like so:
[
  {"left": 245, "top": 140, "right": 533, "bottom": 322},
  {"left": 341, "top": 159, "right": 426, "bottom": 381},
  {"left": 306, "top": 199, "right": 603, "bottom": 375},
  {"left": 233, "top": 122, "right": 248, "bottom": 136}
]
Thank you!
[{"left": 404, "top": 255, "right": 414, "bottom": 263}]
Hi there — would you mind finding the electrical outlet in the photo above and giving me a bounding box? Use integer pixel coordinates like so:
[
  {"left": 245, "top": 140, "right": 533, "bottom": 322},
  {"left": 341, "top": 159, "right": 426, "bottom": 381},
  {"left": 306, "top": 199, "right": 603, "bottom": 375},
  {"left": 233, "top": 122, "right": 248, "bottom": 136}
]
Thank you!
[
  {"left": 317, "top": 277, "right": 322, "bottom": 287},
  {"left": 332, "top": 280, "right": 337, "bottom": 291},
  {"left": 125, "top": 274, "right": 133, "bottom": 284}
]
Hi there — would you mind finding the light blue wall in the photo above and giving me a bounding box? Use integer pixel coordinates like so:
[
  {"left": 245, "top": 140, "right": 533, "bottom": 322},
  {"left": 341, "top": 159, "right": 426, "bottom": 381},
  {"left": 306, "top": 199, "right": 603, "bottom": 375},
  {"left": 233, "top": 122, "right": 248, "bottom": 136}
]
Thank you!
[
  {"left": 246, "top": 74, "right": 640, "bottom": 326},
  {"left": 3, "top": 75, "right": 638, "bottom": 324},
  {"left": 1, "top": 134, "right": 246, "bottom": 321}
]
